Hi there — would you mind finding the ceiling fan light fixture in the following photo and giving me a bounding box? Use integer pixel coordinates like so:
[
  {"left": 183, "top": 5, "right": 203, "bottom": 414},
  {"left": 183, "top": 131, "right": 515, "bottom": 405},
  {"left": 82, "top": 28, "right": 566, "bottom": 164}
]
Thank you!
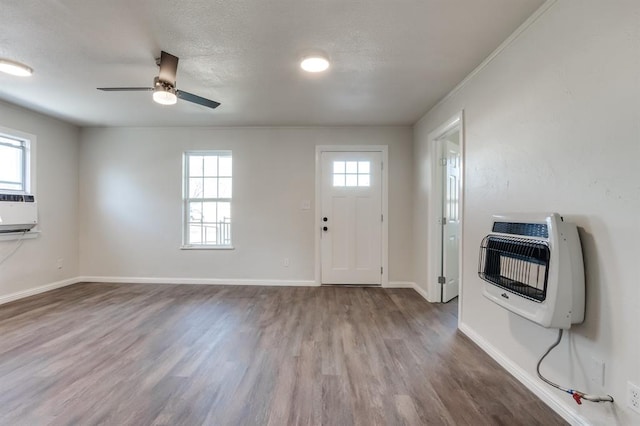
[
  {"left": 0, "top": 58, "right": 33, "bottom": 77},
  {"left": 153, "top": 82, "right": 177, "bottom": 105},
  {"left": 300, "top": 53, "right": 330, "bottom": 73}
]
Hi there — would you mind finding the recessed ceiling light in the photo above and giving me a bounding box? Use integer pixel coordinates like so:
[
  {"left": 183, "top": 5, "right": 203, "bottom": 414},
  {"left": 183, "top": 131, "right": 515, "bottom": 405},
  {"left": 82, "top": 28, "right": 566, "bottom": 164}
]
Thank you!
[
  {"left": 300, "top": 53, "right": 330, "bottom": 73},
  {"left": 0, "top": 59, "right": 33, "bottom": 77}
]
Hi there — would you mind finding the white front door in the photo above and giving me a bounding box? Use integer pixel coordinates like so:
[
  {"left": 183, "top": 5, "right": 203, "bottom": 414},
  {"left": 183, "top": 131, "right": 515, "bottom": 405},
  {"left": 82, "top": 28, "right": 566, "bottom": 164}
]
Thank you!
[
  {"left": 320, "top": 151, "right": 382, "bottom": 285},
  {"left": 441, "top": 139, "right": 461, "bottom": 302}
]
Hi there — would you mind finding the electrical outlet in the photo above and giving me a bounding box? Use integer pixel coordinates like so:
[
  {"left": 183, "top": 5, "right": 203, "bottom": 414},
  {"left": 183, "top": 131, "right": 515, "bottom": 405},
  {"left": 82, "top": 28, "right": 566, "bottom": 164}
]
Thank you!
[
  {"left": 628, "top": 382, "right": 640, "bottom": 414},
  {"left": 56, "top": 258, "right": 63, "bottom": 270},
  {"left": 283, "top": 258, "right": 290, "bottom": 267}
]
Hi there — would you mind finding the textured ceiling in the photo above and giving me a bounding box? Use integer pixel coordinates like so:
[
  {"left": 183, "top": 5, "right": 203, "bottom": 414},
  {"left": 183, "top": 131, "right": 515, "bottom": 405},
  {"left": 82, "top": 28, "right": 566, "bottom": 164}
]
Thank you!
[{"left": 0, "top": 0, "right": 544, "bottom": 127}]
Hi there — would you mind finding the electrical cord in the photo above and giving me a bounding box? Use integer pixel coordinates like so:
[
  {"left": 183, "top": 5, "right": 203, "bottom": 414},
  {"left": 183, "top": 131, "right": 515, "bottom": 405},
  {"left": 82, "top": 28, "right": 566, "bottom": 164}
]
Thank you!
[
  {"left": 0, "top": 231, "right": 28, "bottom": 266},
  {"left": 537, "top": 329, "right": 614, "bottom": 405}
]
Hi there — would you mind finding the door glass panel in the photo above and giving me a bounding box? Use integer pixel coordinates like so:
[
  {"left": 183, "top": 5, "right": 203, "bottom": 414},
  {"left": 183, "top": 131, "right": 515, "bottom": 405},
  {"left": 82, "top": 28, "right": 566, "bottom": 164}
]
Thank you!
[
  {"left": 346, "top": 161, "right": 358, "bottom": 173},
  {"left": 345, "top": 174, "right": 358, "bottom": 186},
  {"left": 332, "top": 160, "right": 371, "bottom": 187}
]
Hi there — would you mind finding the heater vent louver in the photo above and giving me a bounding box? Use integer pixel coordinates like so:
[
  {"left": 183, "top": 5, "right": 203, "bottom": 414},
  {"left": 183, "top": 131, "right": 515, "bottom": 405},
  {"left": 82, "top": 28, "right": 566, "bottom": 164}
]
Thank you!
[
  {"left": 479, "top": 236, "right": 550, "bottom": 302},
  {"left": 491, "top": 221, "right": 548, "bottom": 238}
]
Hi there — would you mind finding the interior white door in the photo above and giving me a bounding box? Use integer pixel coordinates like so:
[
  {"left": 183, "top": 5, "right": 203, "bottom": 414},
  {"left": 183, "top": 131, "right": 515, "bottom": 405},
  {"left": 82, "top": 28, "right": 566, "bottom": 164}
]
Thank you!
[
  {"left": 441, "top": 139, "right": 461, "bottom": 302},
  {"left": 321, "top": 151, "right": 382, "bottom": 285}
]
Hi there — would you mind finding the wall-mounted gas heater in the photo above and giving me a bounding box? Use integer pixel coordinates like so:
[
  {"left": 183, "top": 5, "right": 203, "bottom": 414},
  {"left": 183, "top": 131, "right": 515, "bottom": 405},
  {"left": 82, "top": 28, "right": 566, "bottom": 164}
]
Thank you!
[
  {"left": 0, "top": 193, "right": 38, "bottom": 233},
  {"left": 478, "top": 213, "right": 613, "bottom": 405},
  {"left": 478, "top": 213, "right": 584, "bottom": 329}
]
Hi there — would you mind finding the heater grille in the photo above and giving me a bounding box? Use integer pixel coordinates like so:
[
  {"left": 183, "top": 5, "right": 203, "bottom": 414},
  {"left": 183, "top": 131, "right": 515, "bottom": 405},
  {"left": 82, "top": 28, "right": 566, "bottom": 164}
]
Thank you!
[{"left": 478, "top": 236, "right": 550, "bottom": 302}]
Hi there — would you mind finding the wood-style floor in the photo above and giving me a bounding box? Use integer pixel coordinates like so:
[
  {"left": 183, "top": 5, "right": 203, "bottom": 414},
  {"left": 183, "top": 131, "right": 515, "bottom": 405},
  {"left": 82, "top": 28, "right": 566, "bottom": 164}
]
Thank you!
[{"left": 0, "top": 283, "right": 566, "bottom": 426}]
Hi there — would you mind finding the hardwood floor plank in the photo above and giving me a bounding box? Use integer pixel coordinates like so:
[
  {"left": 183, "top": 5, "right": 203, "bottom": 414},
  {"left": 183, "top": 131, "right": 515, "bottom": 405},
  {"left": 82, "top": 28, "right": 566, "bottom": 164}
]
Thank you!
[{"left": 0, "top": 283, "right": 567, "bottom": 425}]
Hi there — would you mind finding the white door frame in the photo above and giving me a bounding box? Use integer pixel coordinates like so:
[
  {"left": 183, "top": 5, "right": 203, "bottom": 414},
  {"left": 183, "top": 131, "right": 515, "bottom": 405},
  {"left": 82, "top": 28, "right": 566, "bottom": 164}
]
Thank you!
[
  {"left": 315, "top": 145, "right": 389, "bottom": 286},
  {"left": 427, "top": 111, "right": 465, "bottom": 312}
]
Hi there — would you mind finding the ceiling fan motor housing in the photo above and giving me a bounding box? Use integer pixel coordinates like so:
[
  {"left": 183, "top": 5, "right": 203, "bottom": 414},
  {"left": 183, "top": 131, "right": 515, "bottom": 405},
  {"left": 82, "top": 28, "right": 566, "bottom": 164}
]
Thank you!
[{"left": 154, "top": 76, "right": 176, "bottom": 92}]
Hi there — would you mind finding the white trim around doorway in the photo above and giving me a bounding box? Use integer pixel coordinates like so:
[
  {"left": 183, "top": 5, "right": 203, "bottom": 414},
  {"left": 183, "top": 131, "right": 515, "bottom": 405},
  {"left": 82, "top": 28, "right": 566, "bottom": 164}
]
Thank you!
[{"left": 427, "top": 112, "right": 465, "bottom": 320}]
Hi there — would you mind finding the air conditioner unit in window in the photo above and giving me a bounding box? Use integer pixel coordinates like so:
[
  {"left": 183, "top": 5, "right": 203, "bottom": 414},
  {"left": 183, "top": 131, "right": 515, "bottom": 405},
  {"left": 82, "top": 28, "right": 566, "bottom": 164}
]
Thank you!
[{"left": 0, "top": 194, "right": 38, "bottom": 233}]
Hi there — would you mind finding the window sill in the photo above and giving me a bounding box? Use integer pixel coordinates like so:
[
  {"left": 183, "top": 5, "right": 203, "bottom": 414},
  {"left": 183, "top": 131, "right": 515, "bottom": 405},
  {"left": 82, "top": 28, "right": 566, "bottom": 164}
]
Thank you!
[
  {"left": 180, "top": 245, "right": 235, "bottom": 250},
  {"left": 0, "top": 230, "right": 40, "bottom": 242}
]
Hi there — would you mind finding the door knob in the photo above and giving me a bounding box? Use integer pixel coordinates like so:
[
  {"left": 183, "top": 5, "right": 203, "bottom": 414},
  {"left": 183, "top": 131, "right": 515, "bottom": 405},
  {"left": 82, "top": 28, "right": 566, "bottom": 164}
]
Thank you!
[{"left": 323, "top": 226, "right": 328, "bottom": 231}]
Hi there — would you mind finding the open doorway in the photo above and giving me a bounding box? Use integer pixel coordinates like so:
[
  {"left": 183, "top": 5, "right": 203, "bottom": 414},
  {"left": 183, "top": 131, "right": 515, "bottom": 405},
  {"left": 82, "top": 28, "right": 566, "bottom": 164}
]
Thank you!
[{"left": 427, "top": 112, "right": 464, "bottom": 307}]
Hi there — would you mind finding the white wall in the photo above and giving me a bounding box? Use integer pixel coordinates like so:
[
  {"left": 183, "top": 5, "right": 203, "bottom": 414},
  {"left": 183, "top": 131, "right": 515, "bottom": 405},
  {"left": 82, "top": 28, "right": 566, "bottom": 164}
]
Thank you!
[
  {"left": 414, "top": 1, "right": 640, "bottom": 424},
  {"left": 79, "top": 126, "right": 413, "bottom": 283},
  {"left": 0, "top": 101, "right": 80, "bottom": 300}
]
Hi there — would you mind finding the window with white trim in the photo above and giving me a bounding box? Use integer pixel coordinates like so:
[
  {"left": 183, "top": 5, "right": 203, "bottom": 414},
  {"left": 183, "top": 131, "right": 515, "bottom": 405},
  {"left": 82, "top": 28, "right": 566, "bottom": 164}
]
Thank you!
[
  {"left": 0, "top": 134, "right": 29, "bottom": 193},
  {"left": 183, "top": 151, "right": 232, "bottom": 247}
]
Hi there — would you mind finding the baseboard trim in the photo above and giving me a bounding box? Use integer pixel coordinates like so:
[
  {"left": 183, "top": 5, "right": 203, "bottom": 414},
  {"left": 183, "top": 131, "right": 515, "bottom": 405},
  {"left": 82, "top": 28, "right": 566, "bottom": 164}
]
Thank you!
[
  {"left": 78, "top": 276, "right": 319, "bottom": 287},
  {"left": 458, "top": 322, "right": 588, "bottom": 426},
  {"left": 0, "top": 277, "right": 81, "bottom": 306},
  {"left": 410, "top": 282, "right": 432, "bottom": 301},
  {"left": 385, "top": 281, "right": 415, "bottom": 288}
]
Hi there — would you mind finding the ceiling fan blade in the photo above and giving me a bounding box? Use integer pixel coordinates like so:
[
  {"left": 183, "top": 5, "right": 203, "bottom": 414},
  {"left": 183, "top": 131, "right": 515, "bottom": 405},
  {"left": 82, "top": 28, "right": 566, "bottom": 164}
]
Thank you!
[
  {"left": 97, "top": 87, "right": 153, "bottom": 91},
  {"left": 158, "top": 51, "right": 179, "bottom": 84},
  {"left": 177, "top": 90, "right": 221, "bottom": 109}
]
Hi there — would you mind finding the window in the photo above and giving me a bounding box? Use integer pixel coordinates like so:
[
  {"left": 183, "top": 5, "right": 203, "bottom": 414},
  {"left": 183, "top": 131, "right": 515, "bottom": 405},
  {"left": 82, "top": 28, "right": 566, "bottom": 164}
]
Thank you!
[
  {"left": 183, "top": 151, "right": 232, "bottom": 247},
  {"left": 0, "top": 134, "right": 29, "bottom": 193},
  {"left": 332, "top": 160, "right": 370, "bottom": 187}
]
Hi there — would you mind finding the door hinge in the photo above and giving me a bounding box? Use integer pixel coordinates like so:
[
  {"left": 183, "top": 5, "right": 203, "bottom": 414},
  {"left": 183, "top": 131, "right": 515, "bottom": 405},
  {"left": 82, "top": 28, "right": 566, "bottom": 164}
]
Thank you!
[
  {"left": 381, "top": 266, "right": 383, "bottom": 274},
  {"left": 442, "top": 217, "right": 447, "bottom": 225},
  {"left": 441, "top": 157, "right": 447, "bottom": 166},
  {"left": 381, "top": 214, "right": 384, "bottom": 222},
  {"left": 438, "top": 276, "right": 446, "bottom": 284},
  {"left": 381, "top": 162, "right": 384, "bottom": 171}
]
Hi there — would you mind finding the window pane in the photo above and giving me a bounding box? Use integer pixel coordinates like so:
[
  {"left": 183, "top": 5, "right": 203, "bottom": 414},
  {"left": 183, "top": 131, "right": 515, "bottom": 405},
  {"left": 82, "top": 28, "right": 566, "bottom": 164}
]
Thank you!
[
  {"left": 358, "top": 161, "right": 370, "bottom": 174},
  {"left": 0, "top": 182, "right": 22, "bottom": 191},
  {"left": 203, "top": 178, "right": 218, "bottom": 198},
  {"left": 346, "top": 161, "right": 358, "bottom": 173},
  {"left": 203, "top": 224, "right": 218, "bottom": 245},
  {"left": 333, "top": 174, "right": 345, "bottom": 187},
  {"left": 202, "top": 202, "right": 217, "bottom": 222},
  {"left": 333, "top": 161, "right": 345, "bottom": 174},
  {"left": 0, "top": 144, "right": 23, "bottom": 185},
  {"left": 218, "top": 202, "right": 231, "bottom": 221},
  {"left": 189, "top": 224, "right": 202, "bottom": 244},
  {"left": 189, "top": 202, "right": 203, "bottom": 222},
  {"left": 189, "top": 155, "right": 203, "bottom": 177},
  {"left": 203, "top": 156, "right": 218, "bottom": 176},
  {"left": 189, "top": 178, "right": 203, "bottom": 198},
  {"left": 218, "top": 178, "right": 232, "bottom": 198},
  {"left": 219, "top": 156, "right": 232, "bottom": 177},
  {"left": 358, "top": 175, "right": 370, "bottom": 187},
  {"left": 346, "top": 174, "right": 358, "bottom": 186},
  {"left": 218, "top": 202, "right": 231, "bottom": 245}
]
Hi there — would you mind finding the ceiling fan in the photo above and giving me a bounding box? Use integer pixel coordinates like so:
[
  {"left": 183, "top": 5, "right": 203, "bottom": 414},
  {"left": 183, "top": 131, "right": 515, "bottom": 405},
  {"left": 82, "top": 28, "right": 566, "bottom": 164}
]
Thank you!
[{"left": 97, "top": 51, "right": 220, "bottom": 110}]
